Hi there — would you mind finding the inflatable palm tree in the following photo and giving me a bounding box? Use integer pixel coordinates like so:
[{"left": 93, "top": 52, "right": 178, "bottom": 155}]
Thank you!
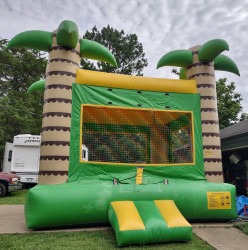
[
  {"left": 8, "top": 20, "right": 117, "bottom": 184},
  {"left": 157, "top": 39, "right": 239, "bottom": 182}
]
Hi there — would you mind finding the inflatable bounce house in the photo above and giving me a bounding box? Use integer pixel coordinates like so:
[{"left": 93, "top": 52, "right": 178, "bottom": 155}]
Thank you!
[{"left": 7, "top": 20, "right": 240, "bottom": 246}]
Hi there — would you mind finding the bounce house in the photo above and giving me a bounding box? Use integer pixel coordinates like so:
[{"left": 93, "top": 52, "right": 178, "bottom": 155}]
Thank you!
[{"left": 7, "top": 20, "right": 239, "bottom": 246}]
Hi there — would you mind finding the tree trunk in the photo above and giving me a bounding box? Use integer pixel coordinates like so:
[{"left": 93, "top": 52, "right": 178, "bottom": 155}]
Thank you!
[
  {"left": 186, "top": 46, "right": 223, "bottom": 183},
  {"left": 39, "top": 32, "right": 80, "bottom": 184}
]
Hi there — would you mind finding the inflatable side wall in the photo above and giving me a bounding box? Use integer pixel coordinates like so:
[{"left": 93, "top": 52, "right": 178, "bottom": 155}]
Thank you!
[{"left": 25, "top": 181, "right": 236, "bottom": 229}]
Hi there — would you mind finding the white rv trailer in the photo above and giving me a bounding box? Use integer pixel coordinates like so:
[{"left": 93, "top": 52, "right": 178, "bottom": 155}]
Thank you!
[
  {"left": 3, "top": 134, "right": 89, "bottom": 186},
  {"left": 10, "top": 134, "right": 41, "bottom": 185}
]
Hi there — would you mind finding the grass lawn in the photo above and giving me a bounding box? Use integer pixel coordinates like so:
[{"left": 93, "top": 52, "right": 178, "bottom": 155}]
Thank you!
[
  {"left": 234, "top": 222, "right": 248, "bottom": 235},
  {"left": 0, "top": 230, "right": 215, "bottom": 250},
  {"left": 0, "top": 188, "right": 27, "bottom": 205}
]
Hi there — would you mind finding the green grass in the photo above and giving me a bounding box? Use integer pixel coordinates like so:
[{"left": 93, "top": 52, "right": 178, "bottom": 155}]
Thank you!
[
  {"left": 0, "top": 189, "right": 27, "bottom": 205},
  {"left": 234, "top": 223, "right": 248, "bottom": 235},
  {"left": 0, "top": 230, "right": 214, "bottom": 250}
]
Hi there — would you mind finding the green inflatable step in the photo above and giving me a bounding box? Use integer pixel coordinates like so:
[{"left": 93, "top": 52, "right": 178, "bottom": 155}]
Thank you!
[{"left": 108, "top": 200, "right": 192, "bottom": 246}]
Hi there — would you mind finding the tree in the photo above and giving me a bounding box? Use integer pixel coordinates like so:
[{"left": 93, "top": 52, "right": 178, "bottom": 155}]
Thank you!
[
  {"left": 7, "top": 20, "right": 117, "bottom": 184},
  {"left": 240, "top": 112, "right": 248, "bottom": 121},
  {"left": 156, "top": 39, "right": 240, "bottom": 182},
  {"left": 216, "top": 78, "right": 243, "bottom": 129},
  {"left": 81, "top": 25, "right": 148, "bottom": 75},
  {"left": 0, "top": 38, "right": 47, "bottom": 168}
]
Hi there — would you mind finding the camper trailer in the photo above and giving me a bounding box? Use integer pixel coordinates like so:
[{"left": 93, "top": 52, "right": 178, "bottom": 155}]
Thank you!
[
  {"left": 10, "top": 134, "right": 41, "bottom": 186},
  {"left": 3, "top": 134, "right": 89, "bottom": 186}
]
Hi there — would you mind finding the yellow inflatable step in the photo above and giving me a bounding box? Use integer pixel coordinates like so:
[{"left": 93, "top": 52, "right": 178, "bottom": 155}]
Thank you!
[{"left": 108, "top": 200, "right": 192, "bottom": 246}]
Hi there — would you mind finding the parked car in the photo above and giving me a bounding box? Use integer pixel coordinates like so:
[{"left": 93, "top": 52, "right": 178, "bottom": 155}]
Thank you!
[{"left": 0, "top": 172, "right": 22, "bottom": 198}]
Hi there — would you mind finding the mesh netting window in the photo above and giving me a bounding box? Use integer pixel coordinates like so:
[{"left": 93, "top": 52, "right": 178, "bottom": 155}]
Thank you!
[{"left": 81, "top": 105, "right": 194, "bottom": 164}]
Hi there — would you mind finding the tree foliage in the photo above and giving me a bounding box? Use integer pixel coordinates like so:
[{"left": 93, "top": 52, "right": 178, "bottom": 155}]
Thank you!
[
  {"left": 81, "top": 25, "right": 148, "bottom": 75},
  {"left": 0, "top": 39, "right": 47, "bottom": 168},
  {"left": 239, "top": 112, "right": 248, "bottom": 121},
  {"left": 216, "top": 78, "right": 243, "bottom": 129}
]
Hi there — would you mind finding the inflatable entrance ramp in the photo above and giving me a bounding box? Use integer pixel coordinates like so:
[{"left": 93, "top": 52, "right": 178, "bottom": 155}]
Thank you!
[{"left": 108, "top": 200, "right": 192, "bottom": 246}]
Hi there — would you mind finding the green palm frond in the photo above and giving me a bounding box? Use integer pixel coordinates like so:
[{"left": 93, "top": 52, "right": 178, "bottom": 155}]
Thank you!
[
  {"left": 80, "top": 39, "right": 117, "bottom": 67},
  {"left": 179, "top": 68, "right": 187, "bottom": 79},
  {"left": 157, "top": 39, "right": 239, "bottom": 77},
  {"left": 27, "top": 79, "right": 45, "bottom": 93},
  {"left": 157, "top": 50, "right": 193, "bottom": 69},
  {"left": 7, "top": 31, "right": 53, "bottom": 52},
  {"left": 7, "top": 20, "right": 117, "bottom": 67},
  {"left": 198, "top": 39, "right": 229, "bottom": 62},
  {"left": 56, "top": 20, "right": 79, "bottom": 49},
  {"left": 214, "top": 55, "right": 240, "bottom": 76}
]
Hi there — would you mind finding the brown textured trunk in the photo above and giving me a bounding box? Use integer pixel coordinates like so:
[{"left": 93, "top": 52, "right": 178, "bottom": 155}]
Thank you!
[
  {"left": 38, "top": 32, "right": 80, "bottom": 184},
  {"left": 186, "top": 46, "right": 223, "bottom": 183}
]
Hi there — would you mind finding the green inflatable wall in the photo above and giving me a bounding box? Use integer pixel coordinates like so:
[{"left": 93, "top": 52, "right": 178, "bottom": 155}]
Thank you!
[
  {"left": 68, "top": 82, "right": 205, "bottom": 182},
  {"left": 25, "top": 180, "right": 236, "bottom": 229}
]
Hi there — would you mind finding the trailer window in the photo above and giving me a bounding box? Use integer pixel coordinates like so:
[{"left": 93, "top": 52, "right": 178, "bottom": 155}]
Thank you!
[{"left": 8, "top": 150, "right": 12, "bottom": 162}]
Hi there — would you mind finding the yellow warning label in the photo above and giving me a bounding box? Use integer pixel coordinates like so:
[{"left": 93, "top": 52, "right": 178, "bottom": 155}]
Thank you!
[{"left": 207, "top": 192, "right": 231, "bottom": 210}]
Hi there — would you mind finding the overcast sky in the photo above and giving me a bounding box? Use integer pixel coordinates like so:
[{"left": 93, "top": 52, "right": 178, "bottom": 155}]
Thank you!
[{"left": 1, "top": 0, "right": 248, "bottom": 112}]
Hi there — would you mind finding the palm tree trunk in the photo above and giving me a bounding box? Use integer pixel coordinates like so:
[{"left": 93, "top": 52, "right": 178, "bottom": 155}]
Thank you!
[
  {"left": 39, "top": 32, "right": 80, "bottom": 184},
  {"left": 186, "top": 46, "right": 223, "bottom": 183}
]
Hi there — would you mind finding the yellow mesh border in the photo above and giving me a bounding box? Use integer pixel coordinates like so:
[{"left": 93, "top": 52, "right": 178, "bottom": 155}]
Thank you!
[
  {"left": 80, "top": 104, "right": 196, "bottom": 166},
  {"left": 76, "top": 69, "right": 197, "bottom": 94}
]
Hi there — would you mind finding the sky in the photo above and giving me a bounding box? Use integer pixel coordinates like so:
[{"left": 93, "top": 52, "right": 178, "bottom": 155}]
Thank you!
[{"left": 1, "top": 0, "right": 248, "bottom": 112}]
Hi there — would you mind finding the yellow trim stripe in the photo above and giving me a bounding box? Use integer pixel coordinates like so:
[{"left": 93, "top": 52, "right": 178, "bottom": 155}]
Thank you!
[
  {"left": 155, "top": 200, "right": 191, "bottom": 228},
  {"left": 80, "top": 104, "right": 196, "bottom": 166},
  {"left": 136, "top": 167, "right": 144, "bottom": 185},
  {"left": 76, "top": 69, "right": 197, "bottom": 94},
  {"left": 79, "top": 105, "right": 83, "bottom": 161},
  {"left": 111, "top": 201, "right": 145, "bottom": 231}
]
